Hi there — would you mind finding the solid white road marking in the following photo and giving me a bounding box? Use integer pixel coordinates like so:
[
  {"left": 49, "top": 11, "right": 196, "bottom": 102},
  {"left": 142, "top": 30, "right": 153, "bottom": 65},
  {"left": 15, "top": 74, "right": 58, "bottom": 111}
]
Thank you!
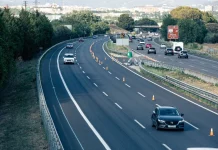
[
  {"left": 103, "top": 92, "right": 108, "bottom": 97},
  {"left": 108, "top": 71, "right": 112, "bottom": 74},
  {"left": 162, "top": 144, "right": 172, "bottom": 150},
  {"left": 115, "top": 77, "right": 120, "bottom": 80},
  {"left": 156, "top": 104, "right": 199, "bottom": 130},
  {"left": 87, "top": 76, "right": 90, "bottom": 79},
  {"left": 115, "top": 103, "right": 122, "bottom": 109},
  {"left": 82, "top": 71, "right": 85, "bottom": 73},
  {"left": 184, "top": 120, "right": 199, "bottom": 130},
  {"left": 125, "top": 84, "right": 131, "bottom": 88},
  {"left": 134, "top": 120, "right": 146, "bottom": 129},
  {"left": 58, "top": 47, "right": 111, "bottom": 150},
  {"left": 137, "top": 92, "right": 146, "bottom": 97},
  {"left": 93, "top": 83, "right": 98, "bottom": 87}
]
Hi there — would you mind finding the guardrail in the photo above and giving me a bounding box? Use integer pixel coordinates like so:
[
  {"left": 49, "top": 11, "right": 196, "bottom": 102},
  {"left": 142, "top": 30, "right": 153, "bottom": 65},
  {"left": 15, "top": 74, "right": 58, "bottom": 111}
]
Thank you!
[{"left": 139, "top": 62, "right": 218, "bottom": 105}]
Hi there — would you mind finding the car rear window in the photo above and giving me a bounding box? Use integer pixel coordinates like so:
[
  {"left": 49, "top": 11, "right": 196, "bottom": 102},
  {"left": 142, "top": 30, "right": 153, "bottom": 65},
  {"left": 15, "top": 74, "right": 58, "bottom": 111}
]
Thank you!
[
  {"left": 150, "top": 48, "right": 155, "bottom": 50},
  {"left": 167, "top": 49, "right": 173, "bottom": 51},
  {"left": 65, "top": 55, "right": 74, "bottom": 58}
]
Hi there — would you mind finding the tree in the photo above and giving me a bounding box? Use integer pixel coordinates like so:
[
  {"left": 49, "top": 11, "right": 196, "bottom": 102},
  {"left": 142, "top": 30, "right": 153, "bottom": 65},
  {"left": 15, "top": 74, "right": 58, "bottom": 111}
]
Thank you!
[
  {"left": 91, "top": 22, "right": 110, "bottom": 35},
  {"left": 206, "top": 23, "right": 218, "bottom": 33},
  {"left": 160, "top": 15, "right": 177, "bottom": 41},
  {"left": 177, "top": 19, "right": 207, "bottom": 44},
  {"left": 117, "top": 14, "right": 134, "bottom": 31},
  {"left": 135, "top": 18, "right": 158, "bottom": 32},
  {"left": 202, "top": 12, "right": 217, "bottom": 23},
  {"left": 170, "top": 6, "right": 202, "bottom": 20}
]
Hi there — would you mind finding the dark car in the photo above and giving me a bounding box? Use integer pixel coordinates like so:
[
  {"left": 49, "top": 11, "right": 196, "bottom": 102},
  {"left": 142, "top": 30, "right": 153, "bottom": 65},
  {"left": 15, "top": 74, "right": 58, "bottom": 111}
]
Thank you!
[
  {"left": 147, "top": 37, "right": 152, "bottom": 41},
  {"left": 178, "top": 51, "right": 188, "bottom": 58},
  {"left": 79, "top": 38, "right": 84, "bottom": 42},
  {"left": 92, "top": 35, "right": 98, "bottom": 39},
  {"left": 137, "top": 44, "right": 143, "bottom": 50},
  {"left": 148, "top": 47, "right": 156, "bottom": 54},
  {"left": 151, "top": 106, "right": 184, "bottom": 131},
  {"left": 131, "top": 35, "right": 136, "bottom": 39},
  {"left": 165, "top": 48, "right": 174, "bottom": 55}
]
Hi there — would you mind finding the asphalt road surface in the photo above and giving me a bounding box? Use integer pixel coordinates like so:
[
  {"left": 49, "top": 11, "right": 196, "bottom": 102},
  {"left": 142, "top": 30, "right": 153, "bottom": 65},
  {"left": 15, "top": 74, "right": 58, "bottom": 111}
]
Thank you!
[
  {"left": 40, "top": 36, "right": 218, "bottom": 150},
  {"left": 129, "top": 38, "right": 218, "bottom": 78}
]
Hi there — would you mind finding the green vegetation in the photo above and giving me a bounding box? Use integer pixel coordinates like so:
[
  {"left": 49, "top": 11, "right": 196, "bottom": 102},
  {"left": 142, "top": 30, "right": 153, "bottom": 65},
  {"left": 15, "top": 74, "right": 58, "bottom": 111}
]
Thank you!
[
  {"left": 0, "top": 58, "right": 48, "bottom": 150},
  {"left": 0, "top": 8, "right": 109, "bottom": 149},
  {"left": 107, "top": 41, "right": 128, "bottom": 53},
  {"left": 117, "top": 14, "right": 134, "bottom": 31},
  {"left": 161, "top": 6, "right": 218, "bottom": 44}
]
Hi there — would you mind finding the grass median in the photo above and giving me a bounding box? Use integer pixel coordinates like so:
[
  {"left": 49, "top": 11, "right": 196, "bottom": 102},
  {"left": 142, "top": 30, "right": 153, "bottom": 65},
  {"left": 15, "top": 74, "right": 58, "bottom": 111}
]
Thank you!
[
  {"left": 140, "top": 64, "right": 218, "bottom": 109},
  {"left": 0, "top": 58, "right": 48, "bottom": 150}
]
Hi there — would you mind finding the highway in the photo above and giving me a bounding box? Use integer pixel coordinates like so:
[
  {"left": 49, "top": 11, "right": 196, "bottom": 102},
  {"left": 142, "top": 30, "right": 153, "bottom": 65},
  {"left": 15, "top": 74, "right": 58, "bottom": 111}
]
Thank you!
[
  {"left": 129, "top": 38, "right": 218, "bottom": 78},
  {"left": 40, "top": 36, "right": 218, "bottom": 150}
]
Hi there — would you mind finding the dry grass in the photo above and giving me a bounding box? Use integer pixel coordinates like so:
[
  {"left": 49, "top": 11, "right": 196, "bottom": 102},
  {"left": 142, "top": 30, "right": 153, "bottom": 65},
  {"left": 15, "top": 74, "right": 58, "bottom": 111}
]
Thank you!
[
  {"left": 109, "top": 24, "right": 129, "bottom": 34},
  {"left": 0, "top": 58, "right": 48, "bottom": 150},
  {"left": 107, "top": 41, "right": 128, "bottom": 53}
]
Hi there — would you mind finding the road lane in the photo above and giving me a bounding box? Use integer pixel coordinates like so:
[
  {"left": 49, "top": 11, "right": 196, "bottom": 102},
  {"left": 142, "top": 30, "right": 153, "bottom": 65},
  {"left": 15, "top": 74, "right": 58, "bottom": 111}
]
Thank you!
[{"left": 129, "top": 39, "right": 218, "bottom": 78}]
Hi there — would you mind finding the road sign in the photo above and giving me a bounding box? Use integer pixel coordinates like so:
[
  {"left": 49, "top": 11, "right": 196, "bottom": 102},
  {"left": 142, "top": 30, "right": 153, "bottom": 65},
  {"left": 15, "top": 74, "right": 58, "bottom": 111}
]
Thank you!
[{"left": 167, "top": 25, "right": 179, "bottom": 40}]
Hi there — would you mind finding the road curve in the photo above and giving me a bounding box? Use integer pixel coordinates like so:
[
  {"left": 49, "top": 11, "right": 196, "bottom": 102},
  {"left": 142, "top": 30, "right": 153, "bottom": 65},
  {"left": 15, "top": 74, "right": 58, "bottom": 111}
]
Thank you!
[
  {"left": 40, "top": 36, "right": 218, "bottom": 150},
  {"left": 129, "top": 39, "right": 218, "bottom": 78}
]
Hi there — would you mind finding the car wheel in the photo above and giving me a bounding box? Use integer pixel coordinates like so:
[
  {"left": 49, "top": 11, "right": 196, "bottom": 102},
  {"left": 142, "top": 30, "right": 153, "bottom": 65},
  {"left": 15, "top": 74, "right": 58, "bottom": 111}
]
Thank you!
[
  {"left": 178, "top": 56, "right": 180, "bottom": 58},
  {"left": 165, "top": 53, "right": 167, "bottom": 55},
  {"left": 172, "top": 54, "right": 174, "bottom": 56},
  {"left": 186, "top": 56, "right": 188, "bottom": 59},
  {"left": 154, "top": 52, "right": 156, "bottom": 54},
  {"left": 180, "top": 128, "right": 184, "bottom": 131},
  {"left": 148, "top": 52, "right": 149, "bottom": 54}
]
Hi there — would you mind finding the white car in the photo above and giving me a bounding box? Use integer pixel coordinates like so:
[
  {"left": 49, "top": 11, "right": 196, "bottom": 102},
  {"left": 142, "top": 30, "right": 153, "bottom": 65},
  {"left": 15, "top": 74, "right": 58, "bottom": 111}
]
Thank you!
[
  {"left": 63, "top": 53, "right": 75, "bottom": 64},
  {"left": 160, "top": 44, "right": 166, "bottom": 49},
  {"left": 66, "top": 43, "right": 74, "bottom": 49}
]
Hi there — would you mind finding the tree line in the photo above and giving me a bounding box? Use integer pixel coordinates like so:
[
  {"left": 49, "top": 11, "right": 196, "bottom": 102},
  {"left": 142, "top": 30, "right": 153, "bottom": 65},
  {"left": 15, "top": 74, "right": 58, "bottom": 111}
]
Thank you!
[
  {"left": 0, "top": 8, "right": 109, "bottom": 87},
  {"left": 117, "top": 14, "right": 158, "bottom": 32}
]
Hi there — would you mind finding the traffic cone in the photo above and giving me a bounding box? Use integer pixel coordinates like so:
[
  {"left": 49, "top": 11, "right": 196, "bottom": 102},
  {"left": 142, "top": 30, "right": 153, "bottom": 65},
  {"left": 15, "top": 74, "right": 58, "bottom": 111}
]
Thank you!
[
  {"left": 106, "top": 67, "right": 108, "bottom": 70},
  {"left": 152, "top": 95, "right": 155, "bottom": 101},
  {"left": 105, "top": 57, "right": 106, "bottom": 60},
  {"left": 123, "top": 77, "right": 125, "bottom": 82},
  {"left": 209, "top": 128, "right": 214, "bottom": 136}
]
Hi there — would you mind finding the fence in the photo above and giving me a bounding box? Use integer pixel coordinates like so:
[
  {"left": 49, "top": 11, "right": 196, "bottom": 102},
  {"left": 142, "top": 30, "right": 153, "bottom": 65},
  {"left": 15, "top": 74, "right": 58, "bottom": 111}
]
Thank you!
[
  {"left": 36, "top": 38, "right": 81, "bottom": 150},
  {"left": 139, "top": 62, "right": 218, "bottom": 105}
]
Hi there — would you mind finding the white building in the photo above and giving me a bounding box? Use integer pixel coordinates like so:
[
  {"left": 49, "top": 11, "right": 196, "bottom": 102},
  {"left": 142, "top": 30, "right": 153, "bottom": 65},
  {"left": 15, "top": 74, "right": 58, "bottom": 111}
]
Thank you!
[{"left": 205, "top": 5, "right": 213, "bottom": 12}]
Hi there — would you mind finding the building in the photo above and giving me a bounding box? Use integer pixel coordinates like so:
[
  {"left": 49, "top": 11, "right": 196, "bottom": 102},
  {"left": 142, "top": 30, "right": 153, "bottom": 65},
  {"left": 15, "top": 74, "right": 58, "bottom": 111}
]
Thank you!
[{"left": 205, "top": 5, "right": 214, "bottom": 12}]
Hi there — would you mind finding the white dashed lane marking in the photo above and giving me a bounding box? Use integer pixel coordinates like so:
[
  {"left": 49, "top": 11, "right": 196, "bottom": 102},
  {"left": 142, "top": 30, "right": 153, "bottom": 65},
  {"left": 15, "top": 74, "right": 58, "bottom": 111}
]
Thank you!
[
  {"left": 137, "top": 92, "right": 146, "bottom": 97},
  {"left": 134, "top": 120, "right": 145, "bottom": 129}
]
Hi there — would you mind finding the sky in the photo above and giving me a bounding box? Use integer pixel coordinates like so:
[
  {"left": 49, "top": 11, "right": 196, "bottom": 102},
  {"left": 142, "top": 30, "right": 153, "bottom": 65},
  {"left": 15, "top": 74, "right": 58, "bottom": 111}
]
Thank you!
[{"left": 0, "top": 0, "right": 208, "bottom": 8}]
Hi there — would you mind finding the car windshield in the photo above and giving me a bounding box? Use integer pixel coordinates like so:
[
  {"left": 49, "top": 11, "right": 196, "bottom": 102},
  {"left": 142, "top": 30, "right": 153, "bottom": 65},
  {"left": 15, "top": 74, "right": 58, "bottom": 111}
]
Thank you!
[
  {"left": 65, "top": 55, "right": 74, "bottom": 58},
  {"left": 140, "top": 40, "right": 144, "bottom": 41},
  {"left": 159, "top": 108, "right": 179, "bottom": 116},
  {"left": 138, "top": 45, "right": 143, "bottom": 47}
]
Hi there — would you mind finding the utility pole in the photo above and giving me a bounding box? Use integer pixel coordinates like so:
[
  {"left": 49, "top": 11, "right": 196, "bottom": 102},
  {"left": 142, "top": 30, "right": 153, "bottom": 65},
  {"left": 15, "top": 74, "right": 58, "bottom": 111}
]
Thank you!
[
  {"left": 34, "top": 0, "right": 39, "bottom": 11},
  {"left": 23, "top": 1, "right": 27, "bottom": 10}
]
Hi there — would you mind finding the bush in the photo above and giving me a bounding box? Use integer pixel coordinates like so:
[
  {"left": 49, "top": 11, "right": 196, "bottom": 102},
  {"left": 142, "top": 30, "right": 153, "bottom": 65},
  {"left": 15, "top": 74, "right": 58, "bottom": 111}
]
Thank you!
[{"left": 204, "top": 32, "right": 218, "bottom": 43}]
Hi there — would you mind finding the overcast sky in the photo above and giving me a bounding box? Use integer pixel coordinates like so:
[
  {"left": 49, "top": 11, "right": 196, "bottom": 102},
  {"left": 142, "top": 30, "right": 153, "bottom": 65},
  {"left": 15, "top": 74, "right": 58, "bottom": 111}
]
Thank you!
[{"left": 1, "top": 0, "right": 208, "bottom": 8}]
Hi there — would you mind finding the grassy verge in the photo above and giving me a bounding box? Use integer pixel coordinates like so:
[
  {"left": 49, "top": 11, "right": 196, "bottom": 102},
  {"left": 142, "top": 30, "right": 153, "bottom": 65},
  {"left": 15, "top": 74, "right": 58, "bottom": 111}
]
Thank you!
[
  {"left": 107, "top": 41, "right": 129, "bottom": 53},
  {"left": 0, "top": 58, "right": 48, "bottom": 150},
  {"left": 140, "top": 65, "right": 218, "bottom": 109}
]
